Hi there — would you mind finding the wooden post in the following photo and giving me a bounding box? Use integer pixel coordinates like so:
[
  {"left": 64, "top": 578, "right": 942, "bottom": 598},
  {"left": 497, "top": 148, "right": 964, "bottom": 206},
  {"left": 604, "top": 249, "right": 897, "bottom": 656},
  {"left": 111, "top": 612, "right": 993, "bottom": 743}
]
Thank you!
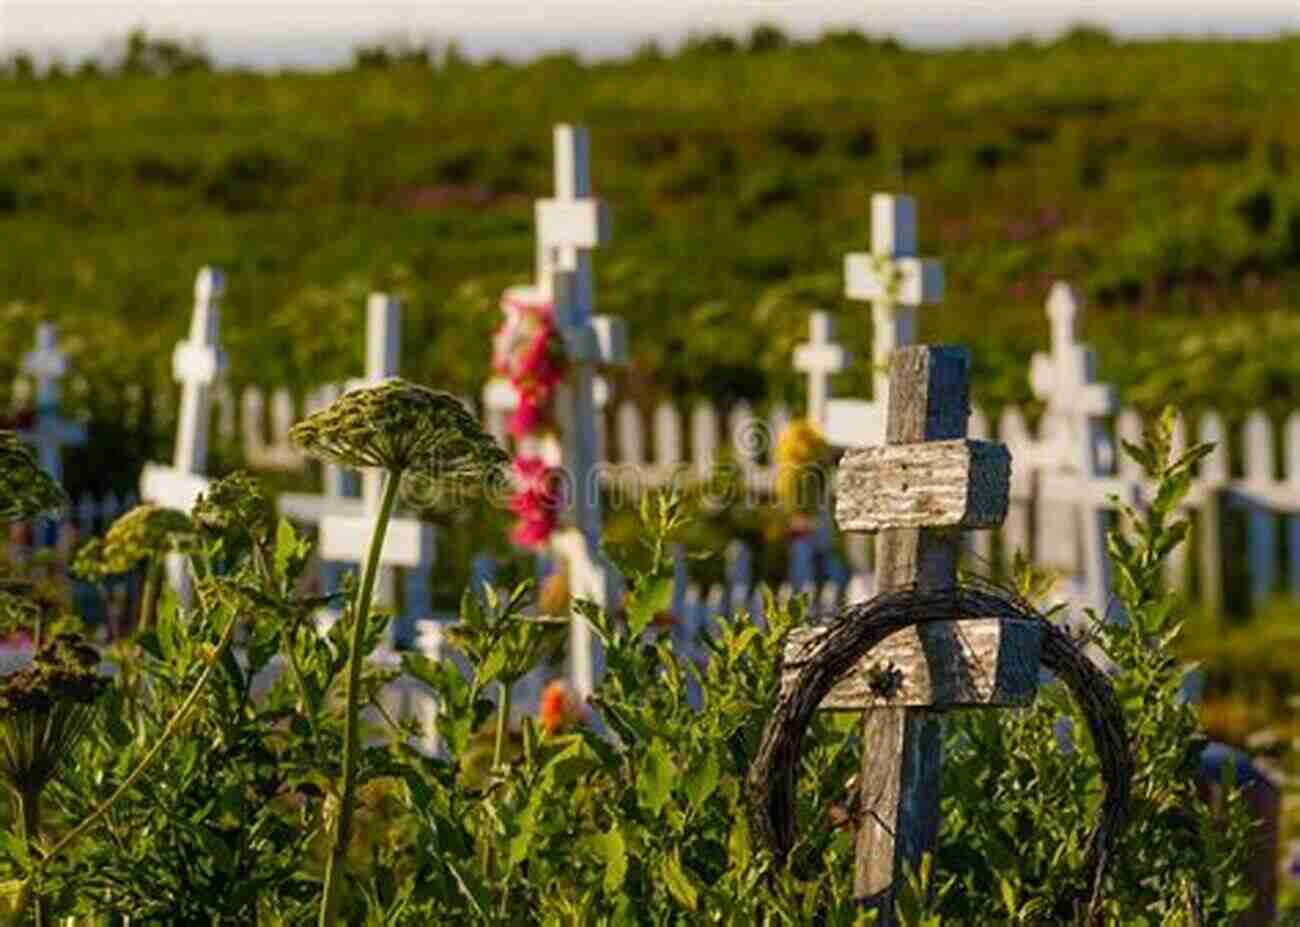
[
  {"left": 782, "top": 345, "right": 1030, "bottom": 922},
  {"left": 859, "top": 346, "right": 966, "bottom": 913}
]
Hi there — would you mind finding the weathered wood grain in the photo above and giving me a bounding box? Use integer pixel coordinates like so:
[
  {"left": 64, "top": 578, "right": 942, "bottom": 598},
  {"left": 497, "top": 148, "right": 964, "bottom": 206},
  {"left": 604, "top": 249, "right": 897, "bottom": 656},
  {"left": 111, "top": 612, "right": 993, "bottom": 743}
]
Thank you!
[
  {"left": 783, "top": 618, "right": 1043, "bottom": 709},
  {"left": 856, "top": 709, "right": 942, "bottom": 908},
  {"left": 856, "top": 345, "right": 971, "bottom": 916},
  {"left": 836, "top": 439, "right": 1010, "bottom": 532}
]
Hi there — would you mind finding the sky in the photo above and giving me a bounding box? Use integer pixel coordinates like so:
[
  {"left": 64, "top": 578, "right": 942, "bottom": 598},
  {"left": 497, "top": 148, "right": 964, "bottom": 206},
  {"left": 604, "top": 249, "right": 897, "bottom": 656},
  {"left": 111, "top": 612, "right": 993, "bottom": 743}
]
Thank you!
[{"left": 3, "top": 0, "right": 1299, "bottom": 68}]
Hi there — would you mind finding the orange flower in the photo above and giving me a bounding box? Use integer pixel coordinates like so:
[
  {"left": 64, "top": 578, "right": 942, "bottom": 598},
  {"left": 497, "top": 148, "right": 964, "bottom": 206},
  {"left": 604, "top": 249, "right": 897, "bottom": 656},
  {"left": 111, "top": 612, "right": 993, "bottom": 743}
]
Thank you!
[{"left": 539, "top": 679, "right": 578, "bottom": 735}]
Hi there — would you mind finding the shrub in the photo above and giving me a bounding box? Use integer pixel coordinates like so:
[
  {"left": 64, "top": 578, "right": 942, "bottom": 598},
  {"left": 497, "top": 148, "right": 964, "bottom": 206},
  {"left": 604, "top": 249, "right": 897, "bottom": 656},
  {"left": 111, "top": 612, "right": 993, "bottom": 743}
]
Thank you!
[
  {"left": 0, "top": 412, "right": 1255, "bottom": 925},
  {"left": 748, "top": 24, "right": 790, "bottom": 54},
  {"left": 203, "top": 149, "right": 293, "bottom": 212}
]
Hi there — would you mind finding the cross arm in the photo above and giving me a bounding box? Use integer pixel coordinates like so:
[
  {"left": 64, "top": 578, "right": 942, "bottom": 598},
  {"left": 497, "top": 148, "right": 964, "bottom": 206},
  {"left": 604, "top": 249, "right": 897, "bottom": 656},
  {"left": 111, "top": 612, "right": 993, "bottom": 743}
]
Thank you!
[
  {"left": 836, "top": 439, "right": 1011, "bottom": 532},
  {"left": 319, "top": 514, "right": 434, "bottom": 569},
  {"left": 845, "top": 255, "right": 943, "bottom": 305},
  {"left": 536, "top": 199, "right": 612, "bottom": 250},
  {"left": 783, "top": 618, "right": 1043, "bottom": 710}
]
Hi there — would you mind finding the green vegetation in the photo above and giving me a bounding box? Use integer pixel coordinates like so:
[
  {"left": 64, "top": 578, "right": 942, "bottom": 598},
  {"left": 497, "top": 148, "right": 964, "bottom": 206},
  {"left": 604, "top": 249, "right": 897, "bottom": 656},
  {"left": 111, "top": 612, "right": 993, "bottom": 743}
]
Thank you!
[
  {"left": 0, "top": 417, "right": 1258, "bottom": 923},
  {"left": 3, "top": 27, "right": 1300, "bottom": 442}
]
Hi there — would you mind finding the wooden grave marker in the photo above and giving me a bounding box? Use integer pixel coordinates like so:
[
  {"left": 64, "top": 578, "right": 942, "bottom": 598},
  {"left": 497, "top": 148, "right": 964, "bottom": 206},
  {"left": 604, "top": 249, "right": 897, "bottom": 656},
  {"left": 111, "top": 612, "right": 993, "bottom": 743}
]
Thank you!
[
  {"left": 140, "top": 267, "right": 227, "bottom": 600},
  {"left": 493, "top": 124, "right": 626, "bottom": 701},
  {"left": 823, "top": 194, "right": 944, "bottom": 448},
  {"left": 784, "top": 345, "right": 1039, "bottom": 922},
  {"left": 19, "top": 323, "right": 86, "bottom": 486},
  {"left": 1023, "top": 282, "right": 1136, "bottom": 616},
  {"left": 794, "top": 311, "right": 849, "bottom": 430}
]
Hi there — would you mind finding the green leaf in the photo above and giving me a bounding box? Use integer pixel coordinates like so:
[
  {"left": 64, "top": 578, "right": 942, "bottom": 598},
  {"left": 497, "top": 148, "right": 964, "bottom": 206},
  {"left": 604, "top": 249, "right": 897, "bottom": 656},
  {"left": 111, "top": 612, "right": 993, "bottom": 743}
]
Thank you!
[
  {"left": 273, "top": 517, "right": 298, "bottom": 576},
  {"left": 637, "top": 738, "right": 677, "bottom": 816},
  {"left": 545, "top": 737, "right": 600, "bottom": 787},
  {"left": 999, "top": 877, "right": 1017, "bottom": 916},
  {"left": 683, "top": 752, "right": 719, "bottom": 809},
  {"left": 659, "top": 850, "right": 699, "bottom": 911},
  {"left": 586, "top": 828, "right": 627, "bottom": 893},
  {"left": 626, "top": 575, "right": 673, "bottom": 636},
  {"left": 728, "top": 816, "right": 751, "bottom": 870},
  {"left": 477, "top": 644, "right": 508, "bottom": 686}
]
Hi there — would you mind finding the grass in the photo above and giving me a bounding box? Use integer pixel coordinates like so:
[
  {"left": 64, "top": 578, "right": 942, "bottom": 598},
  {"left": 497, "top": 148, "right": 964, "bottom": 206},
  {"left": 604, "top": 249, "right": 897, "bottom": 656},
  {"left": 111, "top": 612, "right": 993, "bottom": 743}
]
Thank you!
[{"left": 3, "top": 33, "right": 1300, "bottom": 430}]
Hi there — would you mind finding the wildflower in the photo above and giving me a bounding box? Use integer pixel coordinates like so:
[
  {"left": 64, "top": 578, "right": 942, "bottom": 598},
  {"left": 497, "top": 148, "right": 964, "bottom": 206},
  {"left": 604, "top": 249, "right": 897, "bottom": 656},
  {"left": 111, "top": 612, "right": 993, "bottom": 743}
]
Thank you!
[
  {"left": 774, "top": 419, "right": 831, "bottom": 516},
  {"left": 0, "top": 432, "right": 67, "bottom": 523},
  {"left": 290, "top": 378, "right": 506, "bottom": 478},
  {"left": 298, "top": 379, "right": 507, "bottom": 927},
  {"left": 0, "top": 632, "right": 107, "bottom": 794},
  {"left": 96, "top": 504, "right": 195, "bottom": 574},
  {"left": 193, "top": 470, "right": 275, "bottom": 543},
  {"left": 538, "top": 679, "right": 579, "bottom": 735}
]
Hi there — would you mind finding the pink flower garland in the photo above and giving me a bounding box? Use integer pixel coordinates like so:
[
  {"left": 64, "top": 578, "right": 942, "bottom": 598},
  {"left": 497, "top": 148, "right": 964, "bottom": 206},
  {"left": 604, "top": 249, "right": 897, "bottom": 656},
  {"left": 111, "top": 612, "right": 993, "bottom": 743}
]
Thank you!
[{"left": 492, "top": 292, "right": 568, "bottom": 550}]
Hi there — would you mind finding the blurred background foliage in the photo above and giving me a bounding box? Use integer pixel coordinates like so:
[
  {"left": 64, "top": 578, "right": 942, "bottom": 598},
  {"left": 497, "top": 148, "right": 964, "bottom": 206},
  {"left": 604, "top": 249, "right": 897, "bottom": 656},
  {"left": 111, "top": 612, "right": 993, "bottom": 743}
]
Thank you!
[{"left": 1, "top": 26, "right": 1300, "bottom": 420}]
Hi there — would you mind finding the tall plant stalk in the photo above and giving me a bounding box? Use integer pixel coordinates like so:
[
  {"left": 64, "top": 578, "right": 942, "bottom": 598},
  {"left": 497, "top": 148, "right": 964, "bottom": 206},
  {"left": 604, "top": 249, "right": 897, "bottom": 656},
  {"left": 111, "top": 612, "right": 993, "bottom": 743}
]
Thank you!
[
  {"left": 139, "top": 558, "right": 164, "bottom": 631},
  {"left": 17, "top": 784, "right": 45, "bottom": 927},
  {"left": 493, "top": 681, "right": 512, "bottom": 771},
  {"left": 318, "top": 469, "right": 401, "bottom": 927}
]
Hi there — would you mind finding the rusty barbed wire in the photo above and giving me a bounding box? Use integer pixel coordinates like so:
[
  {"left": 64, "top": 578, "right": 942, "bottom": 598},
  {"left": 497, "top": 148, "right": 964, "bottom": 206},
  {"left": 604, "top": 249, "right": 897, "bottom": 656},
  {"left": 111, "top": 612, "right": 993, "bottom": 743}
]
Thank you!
[{"left": 746, "top": 579, "right": 1132, "bottom": 925}]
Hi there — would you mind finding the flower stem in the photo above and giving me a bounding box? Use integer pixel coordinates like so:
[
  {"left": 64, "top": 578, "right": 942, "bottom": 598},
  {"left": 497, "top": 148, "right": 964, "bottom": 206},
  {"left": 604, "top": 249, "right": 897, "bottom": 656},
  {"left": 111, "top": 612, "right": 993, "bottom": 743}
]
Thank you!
[
  {"left": 40, "top": 586, "right": 241, "bottom": 865},
  {"left": 493, "top": 680, "right": 512, "bottom": 771},
  {"left": 318, "top": 469, "right": 401, "bottom": 927},
  {"left": 139, "top": 558, "right": 163, "bottom": 631},
  {"left": 17, "top": 785, "right": 46, "bottom": 927}
]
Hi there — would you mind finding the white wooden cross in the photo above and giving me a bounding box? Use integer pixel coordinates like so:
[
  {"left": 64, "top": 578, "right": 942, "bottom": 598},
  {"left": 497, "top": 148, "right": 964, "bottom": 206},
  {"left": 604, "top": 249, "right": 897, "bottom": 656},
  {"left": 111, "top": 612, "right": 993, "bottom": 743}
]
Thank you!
[
  {"left": 824, "top": 194, "right": 944, "bottom": 448},
  {"left": 489, "top": 124, "right": 626, "bottom": 701},
  {"left": 316, "top": 294, "right": 434, "bottom": 618},
  {"left": 1021, "top": 282, "right": 1135, "bottom": 615},
  {"left": 536, "top": 123, "right": 611, "bottom": 303},
  {"left": 794, "top": 311, "right": 848, "bottom": 430},
  {"left": 140, "top": 267, "right": 227, "bottom": 599},
  {"left": 20, "top": 323, "right": 85, "bottom": 484}
]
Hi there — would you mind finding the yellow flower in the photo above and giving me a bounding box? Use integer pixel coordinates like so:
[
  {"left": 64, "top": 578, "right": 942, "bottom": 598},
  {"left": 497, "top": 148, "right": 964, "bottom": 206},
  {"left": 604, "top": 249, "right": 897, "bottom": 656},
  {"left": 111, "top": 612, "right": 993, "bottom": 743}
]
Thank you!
[{"left": 774, "top": 419, "right": 832, "bottom": 514}]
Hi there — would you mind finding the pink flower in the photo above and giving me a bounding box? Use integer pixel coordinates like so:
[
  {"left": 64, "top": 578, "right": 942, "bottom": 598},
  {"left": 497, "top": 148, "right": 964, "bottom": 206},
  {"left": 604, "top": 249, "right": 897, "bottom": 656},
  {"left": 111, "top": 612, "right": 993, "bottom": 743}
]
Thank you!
[
  {"left": 508, "top": 456, "right": 562, "bottom": 549},
  {"left": 511, "top": 514, "right": 557, "bottom": 549},
  {"left": 494, "top": 295, "right": 573, "bottom": 551},
  {"left": 508, "top": 393, "right": 546, "bottom": 438}
]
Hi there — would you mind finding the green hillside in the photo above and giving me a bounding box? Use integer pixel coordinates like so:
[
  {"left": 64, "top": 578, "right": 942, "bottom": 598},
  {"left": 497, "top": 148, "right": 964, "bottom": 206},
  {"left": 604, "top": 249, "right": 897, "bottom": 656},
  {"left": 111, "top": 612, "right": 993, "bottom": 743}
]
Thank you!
[{"left": 5, "top": 29, "right": 1300, "bottom": 435}]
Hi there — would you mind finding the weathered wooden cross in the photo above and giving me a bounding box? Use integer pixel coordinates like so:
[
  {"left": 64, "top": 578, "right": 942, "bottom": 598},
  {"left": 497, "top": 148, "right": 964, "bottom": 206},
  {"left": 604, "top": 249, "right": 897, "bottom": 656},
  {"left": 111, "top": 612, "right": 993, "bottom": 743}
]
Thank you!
[
  {"left": 140, "top": 267, "right": 227, "bottom": 599},
  {"left": 20, "top": 323, "right": 86, "bottom": 484},
  {"left": 785, "top": 345, "right": 1040, "bottom": 922},
  {"left": 823, "top": 194, "right": 944, "bottom": 448},
  {"left": 316, "top": 293, "right": 435, "bottom": 624}
]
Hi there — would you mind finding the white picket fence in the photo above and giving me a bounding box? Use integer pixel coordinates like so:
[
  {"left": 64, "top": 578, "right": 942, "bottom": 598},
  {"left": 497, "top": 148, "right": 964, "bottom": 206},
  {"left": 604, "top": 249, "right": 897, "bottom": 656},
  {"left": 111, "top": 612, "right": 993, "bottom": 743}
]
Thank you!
[{"left": 9, "top": 379, "right": 1300, "bottom": 625}]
